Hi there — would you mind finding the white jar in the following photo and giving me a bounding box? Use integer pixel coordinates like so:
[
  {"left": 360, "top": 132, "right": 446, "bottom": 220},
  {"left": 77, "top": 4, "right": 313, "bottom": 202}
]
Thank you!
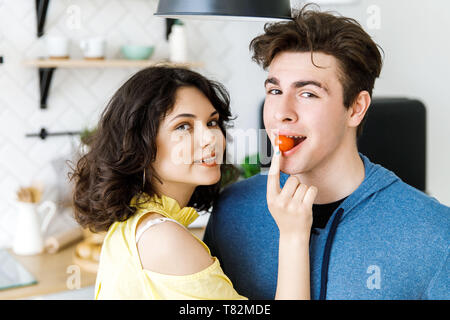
[{"left": 169, "top": 24, "right": 187, "bottom": 63}]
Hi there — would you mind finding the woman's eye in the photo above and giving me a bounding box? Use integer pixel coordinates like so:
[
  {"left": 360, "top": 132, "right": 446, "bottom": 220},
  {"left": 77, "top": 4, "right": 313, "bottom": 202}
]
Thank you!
[
  {"left": 175, "top": 123, "right": 191, "bottom": 131},
  {"left": 267, "top": 88, "right": 282, "bottom": 95},
  {"left": 208, "top": 119, "right": 219, "bottom": 127}
]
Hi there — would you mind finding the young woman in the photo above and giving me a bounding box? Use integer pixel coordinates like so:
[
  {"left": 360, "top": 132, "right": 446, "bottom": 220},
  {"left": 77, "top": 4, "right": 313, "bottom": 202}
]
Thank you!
[{"left": 70, "top": 66, "right": 317, "bottom": 300}]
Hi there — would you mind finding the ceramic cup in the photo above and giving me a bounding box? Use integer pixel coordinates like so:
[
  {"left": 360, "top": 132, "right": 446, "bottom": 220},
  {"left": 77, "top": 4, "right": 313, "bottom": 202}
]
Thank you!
[
  {"left": 80, "top": 37, "right": 106, "bottom": 59},
  {"left": 46, "top": 36, "right": 70, "bottom": 59}
]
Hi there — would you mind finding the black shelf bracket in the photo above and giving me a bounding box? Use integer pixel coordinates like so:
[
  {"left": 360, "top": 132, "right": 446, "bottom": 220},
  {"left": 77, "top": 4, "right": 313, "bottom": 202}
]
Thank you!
[
  {"left": 39, "top": 67, "right": 56, "bottom": 109},
  {"left": 26, "top": 127, "right": 81, "bottom": 140},
  {"left": 166, "top": 18, "right": 177, "bottom": 40},
  {"left": 36, "top": 0, "right": 50, "bottom": 38}
]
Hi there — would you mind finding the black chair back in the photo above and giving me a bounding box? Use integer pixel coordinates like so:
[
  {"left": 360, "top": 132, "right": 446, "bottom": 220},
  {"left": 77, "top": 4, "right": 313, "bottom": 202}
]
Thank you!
[{"left": 357, "top": 98, "right": 426, "bottom": 192}]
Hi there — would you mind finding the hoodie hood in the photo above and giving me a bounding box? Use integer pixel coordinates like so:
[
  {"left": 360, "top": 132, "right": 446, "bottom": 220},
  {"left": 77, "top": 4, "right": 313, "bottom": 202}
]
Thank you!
[
  {"left": 278, "top": 153, "right": 402, "bottom": 299},
  {"left": 280, "top": 153, "right": 400, "bottom": 220},
  {"left": 279, "top": 153, "right": 402, "bottom": 300},
  {"left": 339, "top": 153, "right": 400, "bottom": 218},
  {"left": 205, "top": 152, "right": 449, "bottom": 299}
]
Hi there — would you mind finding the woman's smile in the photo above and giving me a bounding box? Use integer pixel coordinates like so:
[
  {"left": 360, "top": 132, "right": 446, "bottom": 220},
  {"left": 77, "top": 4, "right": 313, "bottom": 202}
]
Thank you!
[{"left": 194, "top": 151, "right": 218, "bottom": 166}]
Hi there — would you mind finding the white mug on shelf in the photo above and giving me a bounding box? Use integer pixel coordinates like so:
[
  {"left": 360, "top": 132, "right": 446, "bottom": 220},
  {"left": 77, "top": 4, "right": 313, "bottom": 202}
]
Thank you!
[
  {"left": 169, "top": 24, "right": 187, "bottom": 63},
  {"left": 80, "top": 37, "right": 106, "bottom": 59},
  {"left": 12, "top": 200, "right": 57, "bottom": 256},
  {"left": 46, "top": 36, "right": 70, "bottom": 59}
]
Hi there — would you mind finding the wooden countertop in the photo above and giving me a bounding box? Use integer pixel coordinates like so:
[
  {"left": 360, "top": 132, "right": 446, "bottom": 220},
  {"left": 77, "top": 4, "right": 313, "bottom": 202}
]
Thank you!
[
  {"left": 0, "top": 227, "right": 206, "bottom": 300},
  {"left": 0, "top": 244, "right": 96, "bottom": 300}
]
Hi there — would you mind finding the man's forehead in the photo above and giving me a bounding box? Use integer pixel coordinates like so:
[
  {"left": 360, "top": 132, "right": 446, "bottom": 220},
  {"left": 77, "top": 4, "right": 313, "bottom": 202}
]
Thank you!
[
  {"left": 268, "top": 51, "right": 338, "bottom": 76},
  {"left": 267, "top": 52, "right": 340, "bottom": 89}
]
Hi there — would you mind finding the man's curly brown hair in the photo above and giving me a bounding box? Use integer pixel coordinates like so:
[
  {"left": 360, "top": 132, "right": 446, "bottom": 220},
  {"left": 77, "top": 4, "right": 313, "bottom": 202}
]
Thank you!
[{"left": 250, "top": 3, "right": 384, "bottom": 137}]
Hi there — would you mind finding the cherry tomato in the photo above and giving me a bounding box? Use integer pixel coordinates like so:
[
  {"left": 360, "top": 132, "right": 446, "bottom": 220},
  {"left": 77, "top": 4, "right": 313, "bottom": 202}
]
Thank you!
[{"left": 275, "top": 135, "right": 295, "bottom": 152}]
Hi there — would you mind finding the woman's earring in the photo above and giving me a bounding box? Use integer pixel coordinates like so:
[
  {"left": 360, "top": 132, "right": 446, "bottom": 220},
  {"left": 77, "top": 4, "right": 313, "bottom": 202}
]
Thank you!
[{"left": 142, "top": 170, "right": 146, "bottom": 190}]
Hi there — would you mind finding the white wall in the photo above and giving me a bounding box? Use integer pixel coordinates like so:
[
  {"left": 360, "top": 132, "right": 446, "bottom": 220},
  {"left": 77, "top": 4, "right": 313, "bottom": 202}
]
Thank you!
[
  {"left": 0, "top": 0, "right": 448, "bottom": 247},
  {"left": 326, "top": 0, "right": 450, "bottom": 207},
  {"left": 198, "top": 0, "right": 450, "bottom": 206}
]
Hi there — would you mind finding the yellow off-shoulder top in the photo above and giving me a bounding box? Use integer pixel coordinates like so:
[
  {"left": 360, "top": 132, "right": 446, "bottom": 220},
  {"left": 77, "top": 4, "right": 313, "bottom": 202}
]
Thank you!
[{"left": 94, "top": 192, "right": 247, "bottom": 300}]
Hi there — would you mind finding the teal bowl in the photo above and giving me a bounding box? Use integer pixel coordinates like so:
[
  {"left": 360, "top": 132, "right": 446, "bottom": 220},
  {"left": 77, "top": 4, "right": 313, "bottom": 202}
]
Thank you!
[{"left": 121, "top": 45, "right": 155, "bottom": 60}]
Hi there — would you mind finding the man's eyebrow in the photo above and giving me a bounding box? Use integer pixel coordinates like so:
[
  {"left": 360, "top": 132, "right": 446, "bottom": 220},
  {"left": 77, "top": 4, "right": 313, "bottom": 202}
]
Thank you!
[
  {"left": 293, "top": 80, "right": 329, "bottom": 93},
  {"left": 264, "top": 77, "right": 279, "bottom": 87},
  {"left": 264, "top": 77, "right": 329, "bottom": 94},
  {"left": 169, "top": 111, "right": 218, "bottom": 123}
]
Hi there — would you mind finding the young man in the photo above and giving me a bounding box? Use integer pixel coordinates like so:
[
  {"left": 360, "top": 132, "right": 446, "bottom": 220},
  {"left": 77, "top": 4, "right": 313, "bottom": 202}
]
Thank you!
[{"left": 203, "top": 6, "right": 449, "bottom": 299}]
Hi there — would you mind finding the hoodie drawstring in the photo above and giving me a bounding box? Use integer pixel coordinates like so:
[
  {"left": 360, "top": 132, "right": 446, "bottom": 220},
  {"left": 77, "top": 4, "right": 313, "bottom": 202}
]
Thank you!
[{"left": 319, "top": 207, "right": 344, "bottom": 300}]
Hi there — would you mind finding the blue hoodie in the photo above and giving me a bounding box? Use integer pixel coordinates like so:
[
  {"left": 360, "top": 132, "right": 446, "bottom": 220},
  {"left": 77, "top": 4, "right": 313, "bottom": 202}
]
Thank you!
[{"left": 203, "top": 154, "right": 450, "bottom": 299}]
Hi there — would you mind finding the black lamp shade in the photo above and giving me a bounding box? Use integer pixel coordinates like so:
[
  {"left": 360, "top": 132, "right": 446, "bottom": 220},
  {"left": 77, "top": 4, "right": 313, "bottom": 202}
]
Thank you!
[{"left": 155, "top": 0, "right": 292, "bottom": 21}]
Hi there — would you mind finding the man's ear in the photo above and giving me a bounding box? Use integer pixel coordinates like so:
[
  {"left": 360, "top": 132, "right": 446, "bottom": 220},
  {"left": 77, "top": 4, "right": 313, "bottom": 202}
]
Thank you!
[{"left": 347, "top": 91, "right": 371, "bottom": 128}]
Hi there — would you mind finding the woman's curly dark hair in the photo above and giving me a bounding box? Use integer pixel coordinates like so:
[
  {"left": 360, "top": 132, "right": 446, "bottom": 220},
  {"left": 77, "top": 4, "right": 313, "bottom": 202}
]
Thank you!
[{"left": 69, "top": 66, "right": 240, "bottom": 232}]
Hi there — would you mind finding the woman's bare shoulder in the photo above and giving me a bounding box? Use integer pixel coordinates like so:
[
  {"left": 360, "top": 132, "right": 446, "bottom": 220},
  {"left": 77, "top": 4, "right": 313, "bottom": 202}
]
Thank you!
[{"left": 136, "top": 216, "right": 214, "bottom": 276}]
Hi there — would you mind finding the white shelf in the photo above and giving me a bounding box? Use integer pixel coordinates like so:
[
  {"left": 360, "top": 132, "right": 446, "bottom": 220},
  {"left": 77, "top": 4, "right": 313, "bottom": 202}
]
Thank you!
[{"left": 23, "top": 58, "right": 203, "bottom": 69}]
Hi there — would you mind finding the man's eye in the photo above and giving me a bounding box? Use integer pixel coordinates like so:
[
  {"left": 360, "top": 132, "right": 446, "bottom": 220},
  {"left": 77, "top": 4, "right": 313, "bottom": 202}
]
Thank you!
[
  {"left": 301, "top": 92, "right": 317, "bottom": 98},
  {"left": 175, "top": 123, "right": 191, "bottom": 131},
  {"left": 267, "top": 89, "right": 282, "bottom": 95}
]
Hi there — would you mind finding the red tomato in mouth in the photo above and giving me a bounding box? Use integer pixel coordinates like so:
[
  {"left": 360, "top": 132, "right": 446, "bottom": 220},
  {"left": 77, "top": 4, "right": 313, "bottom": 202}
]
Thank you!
[{"left": 275, "top": 135, "right": 295, "bottom": 152}]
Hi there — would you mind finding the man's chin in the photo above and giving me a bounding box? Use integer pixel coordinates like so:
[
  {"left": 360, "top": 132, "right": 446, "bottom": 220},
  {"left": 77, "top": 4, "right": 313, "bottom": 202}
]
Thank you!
[
  {"left": 280, "top": 153, "right": 313, "bottom": 173},
  {"left": 280, "top": 165, "right": 308, "bottom": 176}
]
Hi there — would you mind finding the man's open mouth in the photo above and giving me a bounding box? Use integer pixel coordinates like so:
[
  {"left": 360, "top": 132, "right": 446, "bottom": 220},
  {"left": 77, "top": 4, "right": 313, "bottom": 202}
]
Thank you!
[
  {"left": 285, "top": 135, "right": 307, "bottom": 148},
  {"left": 279, "top": 135, "right": 307, "bottom": 155}
]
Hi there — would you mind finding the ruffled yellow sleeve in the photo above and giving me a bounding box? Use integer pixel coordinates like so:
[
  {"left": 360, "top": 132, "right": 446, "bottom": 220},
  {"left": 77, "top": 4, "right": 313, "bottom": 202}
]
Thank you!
[{"left": 142, "top": 257, "right": 247, "bottom": 300}]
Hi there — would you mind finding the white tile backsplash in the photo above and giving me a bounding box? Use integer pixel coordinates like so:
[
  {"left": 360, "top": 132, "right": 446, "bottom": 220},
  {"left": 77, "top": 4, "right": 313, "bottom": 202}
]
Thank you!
[
  {"left": 1, "top": 0, "right": 450, "bottom": 250},
  {"left": 0, "top": 0, "right": 268, "bottom": 248}
]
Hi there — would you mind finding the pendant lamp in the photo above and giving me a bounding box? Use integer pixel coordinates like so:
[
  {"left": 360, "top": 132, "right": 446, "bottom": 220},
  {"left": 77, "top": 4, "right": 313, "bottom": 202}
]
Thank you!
[{"left": 155, "top": 0, "right": 292, "bottom": 21}]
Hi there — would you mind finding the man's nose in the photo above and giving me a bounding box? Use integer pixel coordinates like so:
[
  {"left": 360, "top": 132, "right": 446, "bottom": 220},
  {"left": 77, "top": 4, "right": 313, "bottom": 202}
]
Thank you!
[{"left": 274, "top": 95, "right": 298, "bottom": 123}]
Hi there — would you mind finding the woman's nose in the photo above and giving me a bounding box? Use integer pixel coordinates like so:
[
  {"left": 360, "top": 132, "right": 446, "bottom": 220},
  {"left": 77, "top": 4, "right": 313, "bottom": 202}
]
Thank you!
[
  {"left": 201, "top": 128, "right": 216, "bottom": 148},
  {"left": 196, "top": 122, "right": 217, "bottom": 149}
]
